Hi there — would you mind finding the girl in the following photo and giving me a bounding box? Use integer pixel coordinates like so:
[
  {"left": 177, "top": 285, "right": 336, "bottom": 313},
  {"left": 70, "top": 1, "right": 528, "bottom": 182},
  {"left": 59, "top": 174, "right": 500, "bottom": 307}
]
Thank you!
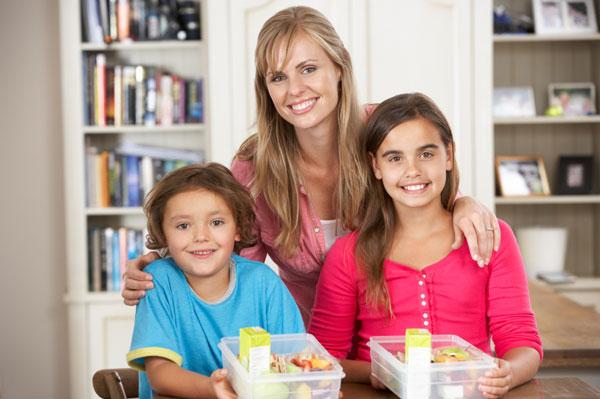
[
  {"left": 308, "top": 93, "right": 542, "bottom": 399},
  {"left": 122, "top": 6, "right": 501, "bottom": 325}
]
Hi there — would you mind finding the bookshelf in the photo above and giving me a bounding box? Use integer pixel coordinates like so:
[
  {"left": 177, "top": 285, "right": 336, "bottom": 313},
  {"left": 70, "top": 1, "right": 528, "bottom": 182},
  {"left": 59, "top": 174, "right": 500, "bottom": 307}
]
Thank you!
[
  {"left": 58, "top": 0, "right": 237, "bottom": 397},
  {"left": 493, "top": 0, "right": 600, "bottom": 279}
]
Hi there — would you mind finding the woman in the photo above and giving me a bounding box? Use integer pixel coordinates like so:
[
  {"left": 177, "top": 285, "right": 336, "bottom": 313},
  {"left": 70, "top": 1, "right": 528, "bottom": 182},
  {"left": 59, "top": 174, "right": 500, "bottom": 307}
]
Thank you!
[{"left": 122, "top": 6, "right": 500, "bottom": 324}]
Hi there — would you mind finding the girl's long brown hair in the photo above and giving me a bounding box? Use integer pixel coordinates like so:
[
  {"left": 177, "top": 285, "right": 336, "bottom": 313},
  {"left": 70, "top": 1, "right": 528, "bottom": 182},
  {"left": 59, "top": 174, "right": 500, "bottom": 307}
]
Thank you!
[
  {"left": 236, "top": 6, "right": 366, "bottom": 257},
  {"left": 356, "top": 93, "right": 460, "bottom": 317}
]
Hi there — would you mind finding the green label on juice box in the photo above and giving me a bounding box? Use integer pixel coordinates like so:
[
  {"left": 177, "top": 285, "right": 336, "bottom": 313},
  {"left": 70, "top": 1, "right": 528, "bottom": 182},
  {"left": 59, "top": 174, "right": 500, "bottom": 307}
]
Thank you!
[
  {"left": 405, "top": 328, "right": 431, "bottom": 365},
  {"left": 239, "top": 327, "right": 270, "bottom": 374}
]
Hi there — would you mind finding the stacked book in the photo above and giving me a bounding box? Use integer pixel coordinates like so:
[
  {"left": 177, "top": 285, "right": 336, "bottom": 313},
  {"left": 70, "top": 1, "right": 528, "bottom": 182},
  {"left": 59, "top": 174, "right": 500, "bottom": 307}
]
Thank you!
[
  {"left": 82, "top": 0, "right": 201, "bottom": 43},
  {"left": 83, "top": 54, "right": 204, "bottom": 126},
  {"left": 88, "top": 226, "right": 146, "bottom": 292},
  {"left": 85, "top": 142, "right": 204, "bottom": 207}
]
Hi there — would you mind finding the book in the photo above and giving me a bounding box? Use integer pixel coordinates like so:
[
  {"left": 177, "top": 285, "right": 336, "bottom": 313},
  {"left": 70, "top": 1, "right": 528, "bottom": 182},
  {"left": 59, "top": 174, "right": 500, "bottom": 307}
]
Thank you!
[
  {"left": 116, "top": 141, "right": 204, "bottom": 163},
  {"left": 125, "top": 155, "right": 141, "bottom": 207}
]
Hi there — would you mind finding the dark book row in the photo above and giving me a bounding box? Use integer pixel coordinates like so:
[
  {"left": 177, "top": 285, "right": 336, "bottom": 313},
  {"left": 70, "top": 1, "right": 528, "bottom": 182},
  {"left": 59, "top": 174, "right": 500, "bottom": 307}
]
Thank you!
[
  {"left": 82, "top": 0, "right": 201, "bottom": 44},
  {"left": 83, "top": 53, "right": 204, "bottom": 126},
  {"left": 86, "top": 141, "right": 204, "bottom": 208},
  {"left": 88, "top": 226, "right": 146, "bottom": 292}
]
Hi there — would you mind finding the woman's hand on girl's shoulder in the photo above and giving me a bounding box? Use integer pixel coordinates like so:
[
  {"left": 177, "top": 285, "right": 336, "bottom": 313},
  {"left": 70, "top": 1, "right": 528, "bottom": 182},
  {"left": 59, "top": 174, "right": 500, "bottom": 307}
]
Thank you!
[
  {"left": 451, "top": 196, "right": 501, "bottom": 267},
  {"left": 121, "top": 252, "right": 160, "bottom": 305}
]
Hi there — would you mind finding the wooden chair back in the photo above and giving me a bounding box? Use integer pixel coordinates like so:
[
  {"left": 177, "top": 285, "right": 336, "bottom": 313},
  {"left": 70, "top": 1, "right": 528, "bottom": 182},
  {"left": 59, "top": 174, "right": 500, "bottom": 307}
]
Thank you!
[{"left": 92, "top": 368, "right": 138, "bottom": 399}]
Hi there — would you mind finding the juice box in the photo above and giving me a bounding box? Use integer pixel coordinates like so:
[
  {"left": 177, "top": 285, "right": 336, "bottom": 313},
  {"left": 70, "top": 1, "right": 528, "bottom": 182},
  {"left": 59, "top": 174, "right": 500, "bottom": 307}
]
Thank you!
[
  {"left": 405, "top": 328, "right": 432, "bottom": 365},
  {"left": 239, "top": 327, "right": 270, "bottom": 375}
]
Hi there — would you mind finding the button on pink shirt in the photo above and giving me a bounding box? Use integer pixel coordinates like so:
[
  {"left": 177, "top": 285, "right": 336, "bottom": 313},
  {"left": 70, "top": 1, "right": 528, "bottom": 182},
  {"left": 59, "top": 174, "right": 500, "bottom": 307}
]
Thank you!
[
  {"left": 231, "top": 158, "right": 328, "bottom": 325},
  {"left": 308, "top": 220, "right": 543, "bottom": 362}
]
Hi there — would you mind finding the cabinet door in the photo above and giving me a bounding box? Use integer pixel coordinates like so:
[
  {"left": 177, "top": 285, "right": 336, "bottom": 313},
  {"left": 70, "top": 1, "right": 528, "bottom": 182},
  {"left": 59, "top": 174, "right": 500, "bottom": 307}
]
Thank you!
[
  {"left": 87, "top": 303, "right": 135, "bottom": 398},
  {"left": 366, "top": 0, "right": 492, "bottom": 199}
]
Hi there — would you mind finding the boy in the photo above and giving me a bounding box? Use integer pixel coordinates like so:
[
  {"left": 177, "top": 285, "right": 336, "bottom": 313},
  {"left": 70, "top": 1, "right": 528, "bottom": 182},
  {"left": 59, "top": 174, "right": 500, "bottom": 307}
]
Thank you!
[{"left": 127, "top": 163, "right": 304, "bottom": 399}]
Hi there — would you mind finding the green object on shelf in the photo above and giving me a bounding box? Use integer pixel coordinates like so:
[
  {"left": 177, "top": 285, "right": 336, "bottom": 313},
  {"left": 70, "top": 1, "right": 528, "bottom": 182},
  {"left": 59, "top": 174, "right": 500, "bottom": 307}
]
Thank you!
[{"left": 544, "top": 105, "right": 563, "bottom": 116}]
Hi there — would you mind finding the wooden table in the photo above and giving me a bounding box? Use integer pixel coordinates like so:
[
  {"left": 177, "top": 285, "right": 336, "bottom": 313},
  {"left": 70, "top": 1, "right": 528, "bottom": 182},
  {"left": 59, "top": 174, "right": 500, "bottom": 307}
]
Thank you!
[
  {"left": 153, "top": 377, "right": 600, "bottom": 399},
  {"left": 341, "top": 378, "right": 600, "bottom": 398},
  {"left": 529, "top": 281, "right": 600, "bottom": 368}
]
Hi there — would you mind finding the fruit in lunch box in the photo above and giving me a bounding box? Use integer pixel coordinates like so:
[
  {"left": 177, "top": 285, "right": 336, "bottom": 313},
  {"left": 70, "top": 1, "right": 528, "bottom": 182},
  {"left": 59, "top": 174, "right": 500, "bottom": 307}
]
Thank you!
[
  {"left": 293, "top": 383, "right": 312, "bottom": 399},
  {"left": 433, "top": 346, "right": 471, "bottom": 363},
  {"left": 252, "top": 381, "right": 289, "bottom": 399}
]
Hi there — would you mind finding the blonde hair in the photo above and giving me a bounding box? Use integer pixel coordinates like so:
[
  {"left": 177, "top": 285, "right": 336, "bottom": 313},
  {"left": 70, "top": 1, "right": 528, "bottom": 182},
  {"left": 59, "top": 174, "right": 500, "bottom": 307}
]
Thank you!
[
  {"left": 356, "top": 93, "right": 460, "bottom": 317},
  {"left": 237, "top": 6, "right": 366, "bottom": 257}
]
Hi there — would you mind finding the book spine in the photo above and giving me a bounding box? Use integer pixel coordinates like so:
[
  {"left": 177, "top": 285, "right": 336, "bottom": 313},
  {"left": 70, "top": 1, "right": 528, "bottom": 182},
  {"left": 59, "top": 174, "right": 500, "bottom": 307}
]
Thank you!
[
  {"left": 144, "top": 68, "right": 157, "bottom": 126},
  {"left": 117, "top": 0, "right": 130, "bottom": 41},
  {"left": 114, "top": 65, "right": 122, "bottom": 126},
  {"left": 104, "top": 228, "right": 115, "bottom": 291},
  {"left": 135, "top": 66, "right": 146, "bottom": 125},
  {"left": 140, "top": 155, "right": 154, "bottom": 200},
  {"left": 98, "top": 0, "right": 112, "bottom": 43},
  {"left": 108, "top": 0, "right": 118, "bottom": 42},
  {"left": 95, "top": 53, "right": 107, "bottom": 126},
  {"left": 126, "top": 155, "right": 141, "bottom": 207},
  {"left": 160, "top": 74, "right": 173, "bottom": 125},
  {"left": 112, "top": 230, "right": 121, "bottom": 291}
]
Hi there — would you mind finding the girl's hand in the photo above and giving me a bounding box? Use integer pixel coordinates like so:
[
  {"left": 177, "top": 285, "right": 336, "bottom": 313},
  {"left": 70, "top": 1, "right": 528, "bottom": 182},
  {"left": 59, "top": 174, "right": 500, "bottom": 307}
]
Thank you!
[
  {"left": 478, "top": 358, "right": 513, "bottom": 399},
  {"left": 210, "top": 369, "right": 237, "bottom": 399},
  {"left": 121, "top": 252, "right": 160, "bottom": 305},
  {"left": 451, "top": 196, "right": 500, "bottom": 266}
]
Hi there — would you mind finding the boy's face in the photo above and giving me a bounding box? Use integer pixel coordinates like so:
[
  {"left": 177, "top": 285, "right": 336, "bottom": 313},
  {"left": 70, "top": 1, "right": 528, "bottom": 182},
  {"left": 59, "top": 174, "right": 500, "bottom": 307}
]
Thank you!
[
  {"left": 162, "top": 189, "right": 240, "bottom": 289},
  {"left": 371, "top": 117, "right": 453, "bottom": 211}
]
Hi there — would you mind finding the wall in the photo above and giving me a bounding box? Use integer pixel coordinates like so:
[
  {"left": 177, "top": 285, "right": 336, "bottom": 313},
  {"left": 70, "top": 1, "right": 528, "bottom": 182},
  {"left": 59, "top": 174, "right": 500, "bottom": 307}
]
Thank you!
[{"left": 0, "top": 0, "right": 69, "bottom": 398}]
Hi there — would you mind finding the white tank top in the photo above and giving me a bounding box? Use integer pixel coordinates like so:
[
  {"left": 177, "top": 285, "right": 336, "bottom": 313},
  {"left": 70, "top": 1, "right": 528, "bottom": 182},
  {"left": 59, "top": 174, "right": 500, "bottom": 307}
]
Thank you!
[{"left": 320, "top": 219, "right": 347, "bottom": 251}]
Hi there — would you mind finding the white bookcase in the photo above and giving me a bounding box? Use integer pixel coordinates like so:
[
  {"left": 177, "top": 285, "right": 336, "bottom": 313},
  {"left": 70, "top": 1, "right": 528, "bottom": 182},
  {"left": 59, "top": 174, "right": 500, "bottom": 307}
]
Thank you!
[
  {"left": 493, "top": 1, "right": 600, "bottom": 278},
  {"left": 58, "top": 1, "right": 237, "bottom": 397}
]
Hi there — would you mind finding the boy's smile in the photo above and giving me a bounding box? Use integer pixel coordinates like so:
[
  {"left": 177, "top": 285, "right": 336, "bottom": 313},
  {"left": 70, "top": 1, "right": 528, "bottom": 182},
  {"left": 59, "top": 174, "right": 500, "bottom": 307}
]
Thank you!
[{"left": 162, "top": 189, "right": 240, "bottom": 300}]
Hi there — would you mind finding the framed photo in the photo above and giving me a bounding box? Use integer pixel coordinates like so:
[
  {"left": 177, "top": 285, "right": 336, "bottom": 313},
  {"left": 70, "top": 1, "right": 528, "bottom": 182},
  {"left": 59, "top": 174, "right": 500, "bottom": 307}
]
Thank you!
[
  {"left": 496, "top": 156, "right": 551, "bottom": 196},
  {"left": 493, "top": 87, "right": 536, "bottom": 118},
  {"left": 533, "top": 0, "right": 598, "bottom": 34},
  {"left": 548, "top": 82, "right": 596, "bottom": 116},
  {"left": 556, "top": 155, "right": 594, "bottom": 194}
]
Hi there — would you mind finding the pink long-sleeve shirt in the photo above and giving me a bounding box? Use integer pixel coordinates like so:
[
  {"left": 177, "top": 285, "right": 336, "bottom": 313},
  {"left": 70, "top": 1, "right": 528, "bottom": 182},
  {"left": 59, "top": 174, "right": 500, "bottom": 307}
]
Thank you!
[
  {"left": 308, "top": 220, "right": 543, "bottom": 362},
  {"left": 231, "top": 158, "right": 329, "bottom": 324}
]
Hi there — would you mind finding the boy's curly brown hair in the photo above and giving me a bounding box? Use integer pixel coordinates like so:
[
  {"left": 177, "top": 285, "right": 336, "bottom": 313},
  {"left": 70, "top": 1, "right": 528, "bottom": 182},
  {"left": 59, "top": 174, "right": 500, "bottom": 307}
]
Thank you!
[{"left": 144, "top": 162, "right": 257, "bottom": 254}]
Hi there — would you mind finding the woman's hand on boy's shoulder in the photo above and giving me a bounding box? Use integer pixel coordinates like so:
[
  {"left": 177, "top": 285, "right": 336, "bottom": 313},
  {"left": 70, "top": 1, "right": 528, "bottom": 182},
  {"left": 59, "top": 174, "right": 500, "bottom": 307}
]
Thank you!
[
  {"left": 121, "top": 252, "right": 160, "bottom": 305},
  {"left": 210, "top": 369, "right": 237, "bottom": 399}
]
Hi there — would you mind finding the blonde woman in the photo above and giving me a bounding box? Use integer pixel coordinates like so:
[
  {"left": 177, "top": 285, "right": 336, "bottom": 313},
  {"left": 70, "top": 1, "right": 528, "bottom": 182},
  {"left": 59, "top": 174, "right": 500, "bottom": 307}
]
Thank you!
[{"left": 122, "top": 6, "right": 500, "bottom": 324}]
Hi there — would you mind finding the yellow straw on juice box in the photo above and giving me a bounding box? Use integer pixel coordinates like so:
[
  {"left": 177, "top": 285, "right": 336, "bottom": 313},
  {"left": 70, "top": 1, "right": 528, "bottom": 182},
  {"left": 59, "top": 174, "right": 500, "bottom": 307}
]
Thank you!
[{"left": 239, "top": 327, "right": 270, "bottom": 375}]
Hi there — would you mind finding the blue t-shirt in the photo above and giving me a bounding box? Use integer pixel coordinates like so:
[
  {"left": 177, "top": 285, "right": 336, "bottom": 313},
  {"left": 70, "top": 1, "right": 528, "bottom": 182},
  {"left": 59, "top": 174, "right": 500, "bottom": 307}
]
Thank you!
[{"left": 127, "top": 254, "right": 305, "bottom": 399}]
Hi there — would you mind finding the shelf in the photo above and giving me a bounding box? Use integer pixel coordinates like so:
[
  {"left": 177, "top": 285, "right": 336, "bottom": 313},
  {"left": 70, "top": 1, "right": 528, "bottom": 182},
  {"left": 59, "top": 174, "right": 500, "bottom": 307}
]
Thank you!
[
  {"left": 63, "top": 291, "right": 125, "bottom": 304},
  {"left": 87, "top": 207, "right": 144, "bottom": 216},
  {"left": 494, "top": 116, "right": 600, "bottom": 125},
  {"left": 496, "top": 195, "right": 600, "bottom": 205},
  {"left": 80, "top": 40, "right": 204, "bottom": 51},
  {"left": 494, "top": 33, "right": 600, "bottom": 43},
  {"left": 83, "top": 123, "right": 205, "bottom": 134}
]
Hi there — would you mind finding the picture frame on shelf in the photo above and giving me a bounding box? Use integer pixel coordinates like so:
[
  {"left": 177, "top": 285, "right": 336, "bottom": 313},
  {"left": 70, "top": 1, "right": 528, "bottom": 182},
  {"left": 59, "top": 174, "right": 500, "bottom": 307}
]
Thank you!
[
  {"left": 533, "top": 0, "right": 598, "bottom": 35},
  {"left": 556, "top": 155, "right": 595, "bottom": 194},
  {"left": 496, "top": 155, "right": 551, "bottom": 196},
  {"left": 548, "top": 82, "right": 596, "bottom": 116},
  {"left": 493, "top": 86, "right": 536, "bottom": 118}
]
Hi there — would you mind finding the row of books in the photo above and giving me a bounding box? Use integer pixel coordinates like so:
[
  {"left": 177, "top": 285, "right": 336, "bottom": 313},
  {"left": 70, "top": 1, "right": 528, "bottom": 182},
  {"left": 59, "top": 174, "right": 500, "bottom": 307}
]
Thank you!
[
  {"left": 88, "top": 226, "right": 147, "bottom": 292},
  {"left": 82, "top": 0, "right": 201, "bottom": 44},
  {"left": 83, "top": 53, "right": 204, "bottom": 126},
  {"left": 86, "top": 141, "right": 204, "bottom": 207}
]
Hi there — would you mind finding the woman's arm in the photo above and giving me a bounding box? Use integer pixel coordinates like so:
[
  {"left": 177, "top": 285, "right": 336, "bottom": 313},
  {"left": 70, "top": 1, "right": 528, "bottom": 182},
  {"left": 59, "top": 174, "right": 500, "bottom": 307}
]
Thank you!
[
  {"left": 478, "top": 347, "right": 541, "bottom": 399},
  {"left": 452, "top": 196, "right": 501, "bottom": 266},
  {"left": 145, "top": 357, "right": 236, "bottom": 399}
]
